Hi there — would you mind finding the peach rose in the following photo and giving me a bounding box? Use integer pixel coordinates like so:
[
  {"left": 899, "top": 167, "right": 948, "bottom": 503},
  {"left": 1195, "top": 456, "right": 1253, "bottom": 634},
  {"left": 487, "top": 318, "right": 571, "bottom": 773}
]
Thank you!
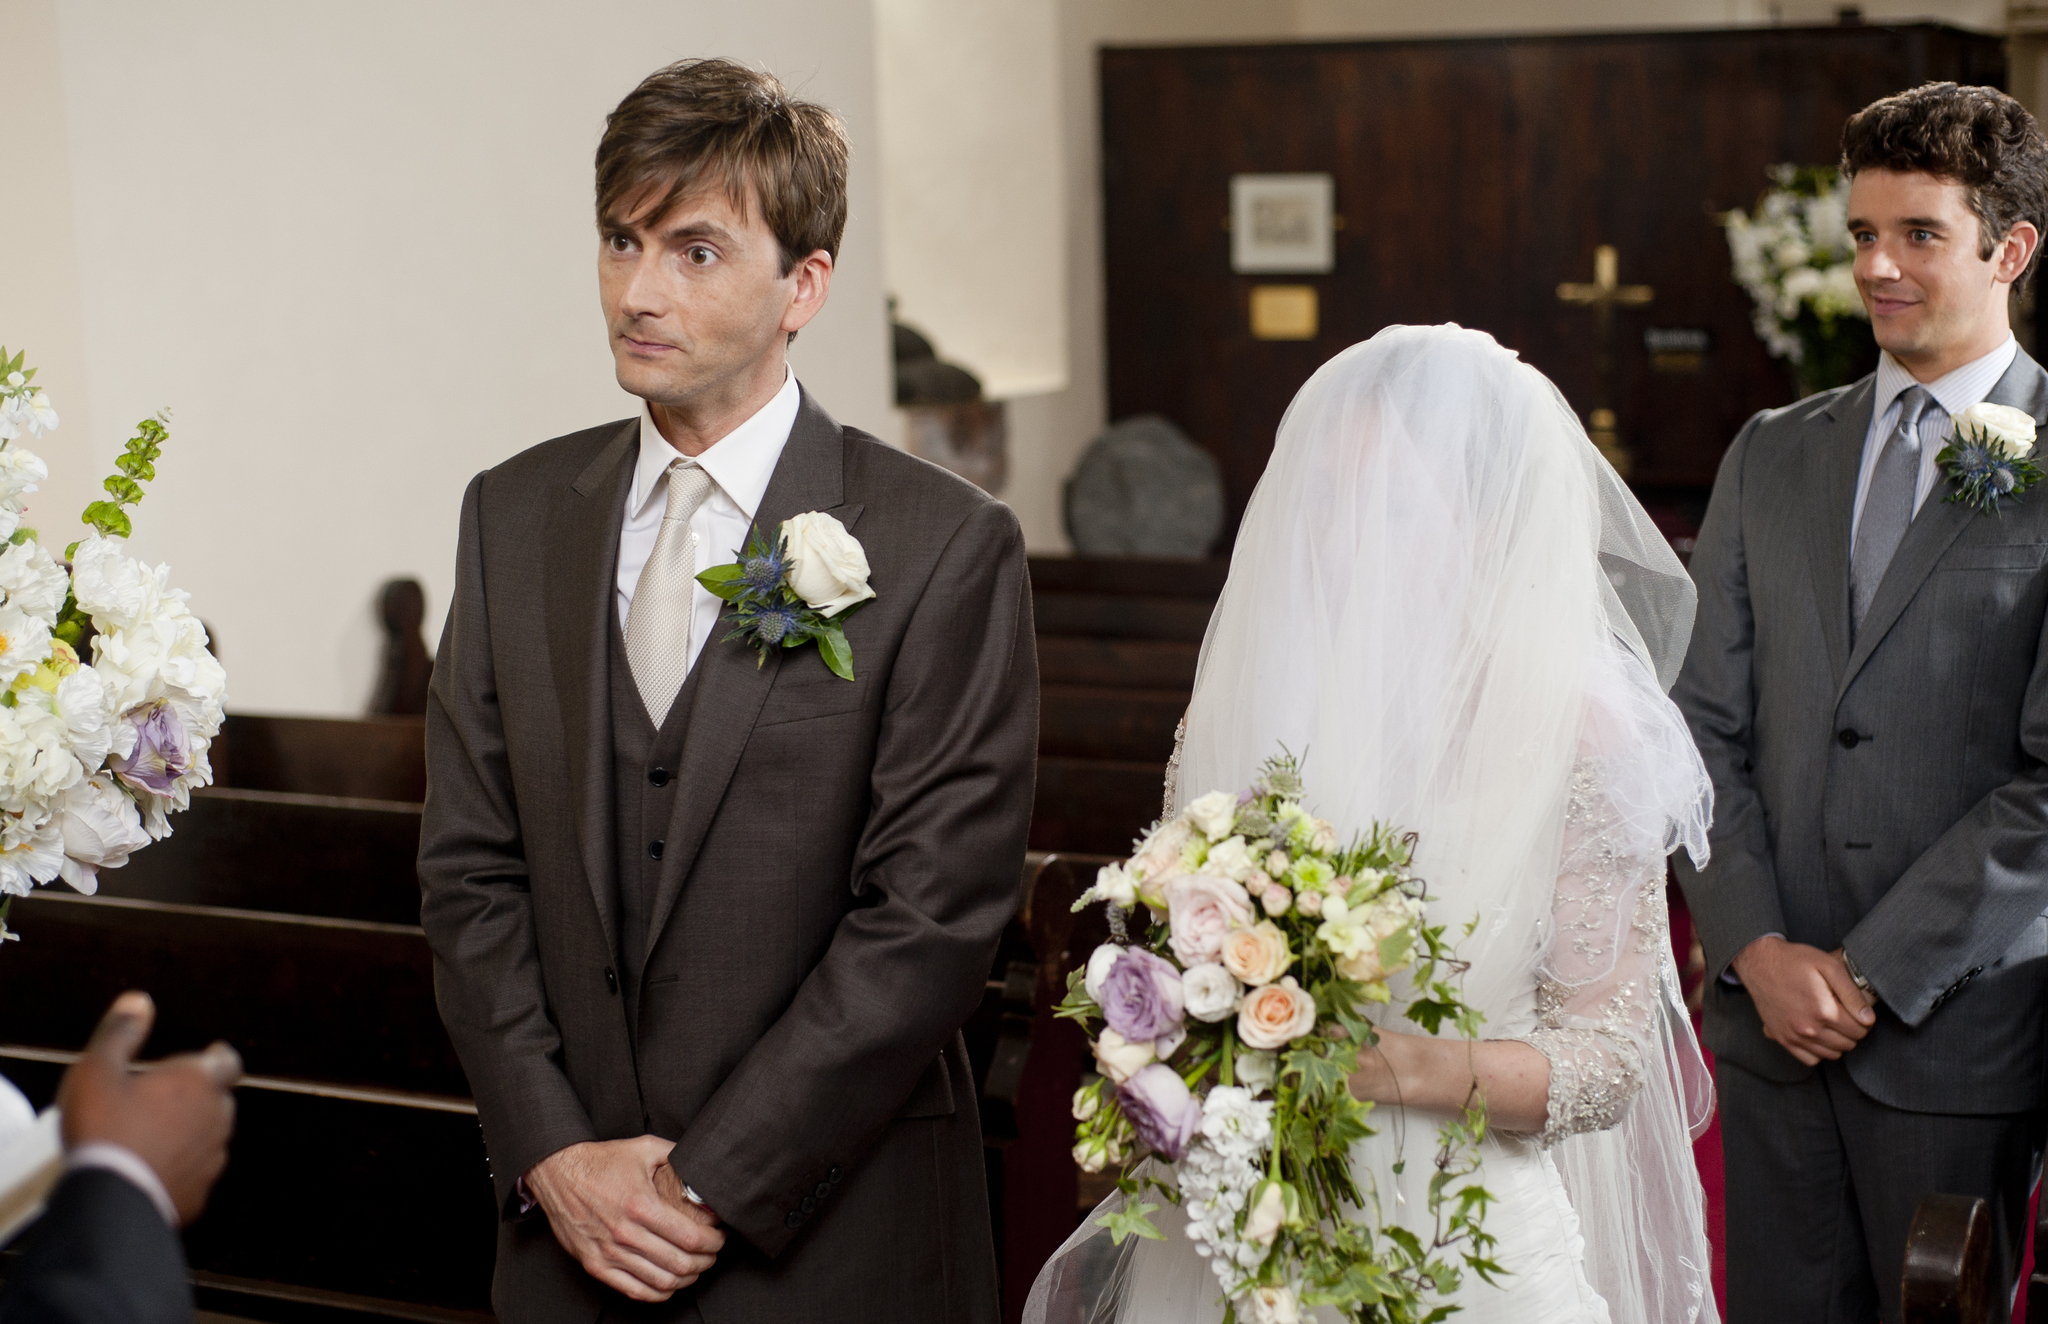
[
  {"left": 1236, "top": 976, "right": 1317, "bottom": 1050},
  {"left": 1221, "top": 920, "right": 1292, "bottom": 986}
]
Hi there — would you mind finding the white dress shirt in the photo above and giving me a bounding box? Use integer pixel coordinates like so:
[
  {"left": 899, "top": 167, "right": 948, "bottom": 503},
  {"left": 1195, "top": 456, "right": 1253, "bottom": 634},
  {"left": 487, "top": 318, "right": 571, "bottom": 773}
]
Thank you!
[
  {"left": 1850, "top": 334, "right": 2018, "bottom": 546},
  {"left": 615, "top": 368, "right": 800, "bottom": 676}
]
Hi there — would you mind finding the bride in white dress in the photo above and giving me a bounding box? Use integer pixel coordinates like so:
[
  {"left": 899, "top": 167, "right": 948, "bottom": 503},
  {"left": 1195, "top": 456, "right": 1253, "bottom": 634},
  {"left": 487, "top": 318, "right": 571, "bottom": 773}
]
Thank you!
[{"left": 1027, "top": 325, "right": 1719, "bottom": 1324}]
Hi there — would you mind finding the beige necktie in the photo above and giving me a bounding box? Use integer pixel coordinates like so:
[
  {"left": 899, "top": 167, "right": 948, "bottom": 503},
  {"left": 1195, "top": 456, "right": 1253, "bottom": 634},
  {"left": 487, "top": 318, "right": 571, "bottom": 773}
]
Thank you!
[{"left": 625, "top": 461, "right": 716, "bottom": 720}]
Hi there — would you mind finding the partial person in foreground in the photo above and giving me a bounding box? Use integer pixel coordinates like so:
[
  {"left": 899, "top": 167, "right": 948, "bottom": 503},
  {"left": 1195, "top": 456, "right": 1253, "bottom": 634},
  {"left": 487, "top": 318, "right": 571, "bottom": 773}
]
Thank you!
[
  {"left": 418, "top": 59, "right": 1036, "bottom": 1323},
  {"left": 1674, "top": 82, "right": 2048, "bottom": 1323},
  {"left": 1029, "top": 325, "right": 1718, "bottom": 1324},
  {"left": 0, "top": 991, "right": 242, "bottom": 1324}
]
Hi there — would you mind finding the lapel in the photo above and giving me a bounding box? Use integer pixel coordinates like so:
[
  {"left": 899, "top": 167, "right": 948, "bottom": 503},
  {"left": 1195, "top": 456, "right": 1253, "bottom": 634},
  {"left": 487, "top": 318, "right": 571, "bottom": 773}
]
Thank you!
[
  {"left": 544, "top": 420, "right": 637, "bottom": 956},
  {"left": 640, "top": 388, "right": 862, "bottom": 960},
  {"left": 1835, "top": 346, "right": 2048, "bottom": 702},
  {"left": 1801, "top": 377, "right": 1873, "bottom": 688}
]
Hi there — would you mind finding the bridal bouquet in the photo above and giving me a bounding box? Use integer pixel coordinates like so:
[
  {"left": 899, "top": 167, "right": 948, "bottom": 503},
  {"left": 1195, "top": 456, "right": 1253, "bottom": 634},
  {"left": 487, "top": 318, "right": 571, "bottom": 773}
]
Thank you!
[
  {"left": 1723, "top": 164, "right": 1874, "bottom": 397},
  {"left": 1060, "top": 754, "right": 1497, "bottom": 1324},
  {"left": 0, "top": 348, "right": 226, "bottom": 941}
]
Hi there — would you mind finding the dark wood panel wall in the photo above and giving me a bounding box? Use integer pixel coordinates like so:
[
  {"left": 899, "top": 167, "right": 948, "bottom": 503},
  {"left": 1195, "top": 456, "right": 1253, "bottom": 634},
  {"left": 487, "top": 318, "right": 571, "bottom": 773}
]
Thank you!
[{"left": 1101, "top": 23, "right": 2006, "bottom": 539}]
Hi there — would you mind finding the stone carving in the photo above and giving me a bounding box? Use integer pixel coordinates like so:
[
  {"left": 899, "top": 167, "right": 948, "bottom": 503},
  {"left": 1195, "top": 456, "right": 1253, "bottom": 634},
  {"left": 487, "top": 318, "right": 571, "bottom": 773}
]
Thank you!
[{"left": 1063, "top": 415, "right": 1223, "bottom": 558}]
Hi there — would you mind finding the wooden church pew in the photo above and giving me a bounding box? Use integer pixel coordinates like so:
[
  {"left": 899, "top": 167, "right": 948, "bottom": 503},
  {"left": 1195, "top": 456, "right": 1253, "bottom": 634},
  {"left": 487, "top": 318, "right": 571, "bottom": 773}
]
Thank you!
[{"left": 212, "top": 712, "right": 427, "bottom": 804}]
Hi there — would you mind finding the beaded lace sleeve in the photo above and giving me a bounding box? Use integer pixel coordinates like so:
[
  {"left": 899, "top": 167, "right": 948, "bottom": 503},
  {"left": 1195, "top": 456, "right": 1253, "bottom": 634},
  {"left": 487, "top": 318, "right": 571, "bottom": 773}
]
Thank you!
[
  {"left": 1163, "top": 717, "right": 1186, "bottom": 818},
  {"left": 1516, "top": 757, "right": 1670, "bottom": 1148}
]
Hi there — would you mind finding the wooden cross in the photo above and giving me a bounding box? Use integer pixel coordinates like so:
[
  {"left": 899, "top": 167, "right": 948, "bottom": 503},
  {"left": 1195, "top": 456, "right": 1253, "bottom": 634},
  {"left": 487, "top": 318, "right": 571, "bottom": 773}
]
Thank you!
[{"left": 1557, "top": 245, "right": 1653, "bottom": 477}]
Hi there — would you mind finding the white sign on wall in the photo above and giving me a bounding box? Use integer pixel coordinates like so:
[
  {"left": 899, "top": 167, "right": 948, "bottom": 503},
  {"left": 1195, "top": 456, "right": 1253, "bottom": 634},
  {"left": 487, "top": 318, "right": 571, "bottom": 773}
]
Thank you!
[{"left": 1230, "top": 173, "right": 1335, "bottom": 274}]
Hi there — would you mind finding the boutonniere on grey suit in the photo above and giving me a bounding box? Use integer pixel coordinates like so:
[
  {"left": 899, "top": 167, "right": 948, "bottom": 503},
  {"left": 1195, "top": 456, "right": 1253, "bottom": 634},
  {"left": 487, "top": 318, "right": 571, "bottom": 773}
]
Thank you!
[
  {"left": 697, "top": 510, "right": 874, "bottom": 679},
  {"left": 1936, "top": 401, "right": 2041, "bottom": 512}
]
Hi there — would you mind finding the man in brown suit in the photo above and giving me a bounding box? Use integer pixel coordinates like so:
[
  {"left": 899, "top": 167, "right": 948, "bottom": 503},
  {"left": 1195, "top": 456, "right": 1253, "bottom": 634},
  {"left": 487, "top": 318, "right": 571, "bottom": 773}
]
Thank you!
[{"left": 418, "top": 60, "right": 1036, "bottom": 1323}]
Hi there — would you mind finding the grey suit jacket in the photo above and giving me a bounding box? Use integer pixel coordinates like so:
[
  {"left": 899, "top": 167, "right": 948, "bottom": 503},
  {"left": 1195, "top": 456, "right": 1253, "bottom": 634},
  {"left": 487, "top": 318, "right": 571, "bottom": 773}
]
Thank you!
[
  {"left": 418, "top": 390, "right": 1037, "bottom": 1322},
  {"left": 1674, "top": 348, "right": 2048, "bottom": 1114}
]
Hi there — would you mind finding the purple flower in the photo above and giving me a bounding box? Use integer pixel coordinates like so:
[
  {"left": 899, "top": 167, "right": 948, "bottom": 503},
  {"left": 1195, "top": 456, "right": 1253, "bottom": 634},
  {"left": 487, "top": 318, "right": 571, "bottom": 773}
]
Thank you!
[
  {"left": 1099, "top": 948, "right": 1184, "bottom": 1043},
  {"left": 114, "top": 703, "right": 190, "bottom": 796},
  {"left": 1119, "top": 1063, "right": 1202, "bottom": 1161}
]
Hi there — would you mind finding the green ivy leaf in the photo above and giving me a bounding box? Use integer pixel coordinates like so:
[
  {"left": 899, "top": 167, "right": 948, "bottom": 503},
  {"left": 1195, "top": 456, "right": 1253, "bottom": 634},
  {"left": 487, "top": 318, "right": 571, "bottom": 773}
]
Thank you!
[
  {"left": 1095, "top": 1197, "right": 1164, "bottom": 1245},
  {"left": 1284, "top": 1046, "right": 1351, "bottom": 1105}
]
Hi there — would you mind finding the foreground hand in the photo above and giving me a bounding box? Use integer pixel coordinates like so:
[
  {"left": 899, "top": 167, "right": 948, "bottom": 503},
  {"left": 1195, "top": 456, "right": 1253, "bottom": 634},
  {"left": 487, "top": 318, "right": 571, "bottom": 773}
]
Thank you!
[
  {"left": 1732, "top": 936, "right": 1875, "bottom": 1066},
  {"left": 58, "top": 990, "right": 242, "bottom": 1226},
  {"left": 526, "top": 1136, "right": 725, "bottom": 1301}
]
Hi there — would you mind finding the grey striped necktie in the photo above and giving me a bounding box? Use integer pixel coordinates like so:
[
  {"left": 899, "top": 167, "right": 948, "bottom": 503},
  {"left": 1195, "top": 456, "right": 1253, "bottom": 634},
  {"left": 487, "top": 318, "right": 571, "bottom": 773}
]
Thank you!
[
  {"left": 625, "top": 461, "right": 716, "bottom": 720},
  {"left": 1850, "top": 384, "right": 1936, "bottom": 638}
]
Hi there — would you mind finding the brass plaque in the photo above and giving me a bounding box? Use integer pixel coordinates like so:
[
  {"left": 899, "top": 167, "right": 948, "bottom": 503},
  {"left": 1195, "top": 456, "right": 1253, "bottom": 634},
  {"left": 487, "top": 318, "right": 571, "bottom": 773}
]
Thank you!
[{"left": 1250, "top": 285, "right": 1318, "bottom": 340}]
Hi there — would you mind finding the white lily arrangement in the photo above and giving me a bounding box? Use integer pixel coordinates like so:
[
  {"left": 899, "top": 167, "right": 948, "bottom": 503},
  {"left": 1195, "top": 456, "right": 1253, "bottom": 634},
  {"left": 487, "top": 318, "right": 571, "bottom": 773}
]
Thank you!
[{"left": 0, "top": 348, "right": 227, "bottom": 940}]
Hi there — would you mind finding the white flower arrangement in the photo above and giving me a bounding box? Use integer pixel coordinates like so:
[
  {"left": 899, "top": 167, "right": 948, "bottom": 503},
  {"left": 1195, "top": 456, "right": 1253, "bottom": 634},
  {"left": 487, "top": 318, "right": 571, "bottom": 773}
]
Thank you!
[
  {"left": 0, "top": 348, "right": 226, "bottom": 939},
  {"left": 1724, "top": 165, "right": 1869, "bottom": 381}
]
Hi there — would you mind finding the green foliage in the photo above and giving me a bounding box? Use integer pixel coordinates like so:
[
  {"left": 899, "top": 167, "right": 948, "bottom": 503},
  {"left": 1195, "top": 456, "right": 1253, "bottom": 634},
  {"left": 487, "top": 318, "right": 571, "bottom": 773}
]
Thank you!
[
  {"left": 1053, "top": 967, "right": 1099, "bottom": 1025},
  {"left": 79, "top": 413, "right": 169, "bottom": 541},
  {"left": 1096, "top": 1178, "right": 1166, "bottom": 1245}
]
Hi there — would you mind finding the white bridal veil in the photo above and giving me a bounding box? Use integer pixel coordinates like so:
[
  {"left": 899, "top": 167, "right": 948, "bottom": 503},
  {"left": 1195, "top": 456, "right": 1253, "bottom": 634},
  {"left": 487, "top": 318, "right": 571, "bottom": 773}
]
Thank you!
[{"left": 1026, "top": 325, "right": 1717, "bottom": 1324}]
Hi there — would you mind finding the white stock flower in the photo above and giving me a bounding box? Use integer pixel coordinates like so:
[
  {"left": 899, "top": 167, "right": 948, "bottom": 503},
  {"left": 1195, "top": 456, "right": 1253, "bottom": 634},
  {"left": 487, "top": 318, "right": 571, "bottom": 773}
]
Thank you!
[
  {"left": 1199, "top": 1086, "right": 1274, "bottom": 1160},
  {"left": 1956, "top": 402, "right": 2039, "bottom": 459},
  {"left": 69, "top": 536, "right": 166, "bottom": 632},
  {"left": 54, "top": 773, "right": 149, "bottom": 895},
  {"left": 780, "top": 511, "right": 874, "bottom": 617},
  {"left": 0, "top": 810, "right": 62, "bottom": 897},
  {"left": 1185, "top": 790, "right": 1238, "bottom": 840},
  {"left": 1182, "top": 963, "right": 1241, "bottom": 1022},
  {"left": 0, "top": 541, "right": 67, "bottom": 624},
  {"left": 1091, "top": 861, "right": 1138, "bottom": 909},
  {"left": 0, "top": 607, "right": 52, "bottom": 687},
  {"left": 0, "top": 447, "right": 46, "bottom": 511},
  {"left": 1244, "top": 1284, "right": 1302, "bottom": 1324}
]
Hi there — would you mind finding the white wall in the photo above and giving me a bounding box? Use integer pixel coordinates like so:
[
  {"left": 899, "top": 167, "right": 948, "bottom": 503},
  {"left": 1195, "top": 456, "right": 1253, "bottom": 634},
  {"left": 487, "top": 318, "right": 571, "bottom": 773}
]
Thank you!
[
  {"left": 876, "top": 0, "right": 1066, "bottom": 399},
  {"left": 2, "top": 0, "right": 893, "bottom": 715},
  {"left": 1005, "top": 0, "right": 2004, "bottom": 552}
]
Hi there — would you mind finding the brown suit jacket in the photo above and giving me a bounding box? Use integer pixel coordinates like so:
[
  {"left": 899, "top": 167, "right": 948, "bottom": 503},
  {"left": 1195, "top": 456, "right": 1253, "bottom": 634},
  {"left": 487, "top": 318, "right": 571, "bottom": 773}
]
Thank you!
[{"left": 418, "top": 390, "right": 1037, "bottom": 1323}]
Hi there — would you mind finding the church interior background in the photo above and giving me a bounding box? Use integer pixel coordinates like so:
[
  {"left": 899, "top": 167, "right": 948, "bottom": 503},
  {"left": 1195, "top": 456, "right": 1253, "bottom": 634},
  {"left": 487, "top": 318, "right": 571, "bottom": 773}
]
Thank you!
[{"left": 0, "top": 0, "right": 2031, "bottom": 1320}]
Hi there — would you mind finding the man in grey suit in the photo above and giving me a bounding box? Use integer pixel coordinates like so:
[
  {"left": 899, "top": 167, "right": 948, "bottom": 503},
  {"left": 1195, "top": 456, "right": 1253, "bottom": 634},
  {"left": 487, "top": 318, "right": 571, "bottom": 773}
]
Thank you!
[
  {"left": 1676, "top": 83, "right": 2048, "bottom": 1321},
  {"left": 418, "top": 60, "right": 1036, "bottom": 1323}
]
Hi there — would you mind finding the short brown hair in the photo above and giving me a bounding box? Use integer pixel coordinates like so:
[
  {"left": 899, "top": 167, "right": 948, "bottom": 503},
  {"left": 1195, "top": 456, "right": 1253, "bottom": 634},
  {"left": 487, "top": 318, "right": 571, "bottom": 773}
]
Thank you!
[
  {"left": 596, "top": 59, "right": 849, "bottom": 275},
  {"left": 1842, "top": 82, "right": 2048, "bottom": 288}
]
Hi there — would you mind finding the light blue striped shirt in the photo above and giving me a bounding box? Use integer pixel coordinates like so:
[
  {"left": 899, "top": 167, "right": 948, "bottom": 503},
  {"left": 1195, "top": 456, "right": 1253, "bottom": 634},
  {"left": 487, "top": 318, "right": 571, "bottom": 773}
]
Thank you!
[{"left": 1851, "top": 334, "right": 2018, "bottom": 545}]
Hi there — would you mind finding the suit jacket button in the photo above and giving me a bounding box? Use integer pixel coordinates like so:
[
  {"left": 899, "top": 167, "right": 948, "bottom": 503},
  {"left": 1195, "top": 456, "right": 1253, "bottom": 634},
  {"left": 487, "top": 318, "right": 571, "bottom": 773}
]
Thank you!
[
  {"left": 604, "top": 967, "right": 619, "bottom": 995},
  {"left": 650, "top": 839, "right": 665, "bottom": 860},
  {"left": 815, "top": 1182, "right": 831, "bottom": 1199},
  {"left": 649, "top": 766, "right": 670, "bottom": 787},
  {"left": 829, "top": 1166, "right": 842, "bottom": 1183},
  {"left": 800, "top": 1196, "right": 816, "bottom": 1213},
  {"left": 785, "top": 1211, "right": 803, "bottom": 1229},
  {"left": 1837, "top": 729, "right": 1861, "bottom": 749}
]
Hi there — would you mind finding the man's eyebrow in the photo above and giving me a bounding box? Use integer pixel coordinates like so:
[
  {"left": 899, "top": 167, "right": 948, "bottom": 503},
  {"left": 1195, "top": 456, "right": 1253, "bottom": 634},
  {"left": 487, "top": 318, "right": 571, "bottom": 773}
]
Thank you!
[{"left": 660, "top": 219, "right": 739, "bottom": 245}]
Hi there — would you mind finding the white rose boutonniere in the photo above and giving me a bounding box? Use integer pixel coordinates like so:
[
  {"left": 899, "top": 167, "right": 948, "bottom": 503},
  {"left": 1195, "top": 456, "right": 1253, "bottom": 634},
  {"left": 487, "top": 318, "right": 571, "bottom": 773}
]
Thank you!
[
  {"left": 697, "top": 512, "right": 875, "bottom": 680},
  {"left": 1940, "top": 402, "right": 2043, "bottom": 513},
  {"left": 781, "top": 511, "right": 875, "bottom": 617}
]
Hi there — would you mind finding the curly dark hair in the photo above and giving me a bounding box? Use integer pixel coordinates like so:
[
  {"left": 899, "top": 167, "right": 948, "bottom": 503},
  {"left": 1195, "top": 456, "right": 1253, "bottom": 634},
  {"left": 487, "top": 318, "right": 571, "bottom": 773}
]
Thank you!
[
  {"left": 596, "top": 59, "right": 849, "bottom": 277},
  {"left": 1842, "top": 82, "right": 2048, "bottom": 289}
]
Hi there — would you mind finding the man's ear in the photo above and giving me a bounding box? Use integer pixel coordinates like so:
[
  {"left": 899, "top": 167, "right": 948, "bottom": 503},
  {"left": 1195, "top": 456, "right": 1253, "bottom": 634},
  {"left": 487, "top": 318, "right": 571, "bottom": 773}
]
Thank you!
[
  {"left": 782, "top": 250, "right": 834, "bottom": 338},
  {"left": 1997, "top": 220, "right": 2041, "bottom": 286}
]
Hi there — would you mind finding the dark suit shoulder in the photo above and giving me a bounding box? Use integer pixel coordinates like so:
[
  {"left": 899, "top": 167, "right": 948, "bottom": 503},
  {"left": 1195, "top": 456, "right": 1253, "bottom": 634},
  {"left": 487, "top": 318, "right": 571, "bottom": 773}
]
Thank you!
[
  {"left": 479, "top": 418, "right": 637, "bottom": 492},
  {"left": 840, "top": 426, "right": 1016, "bottom": 535}
]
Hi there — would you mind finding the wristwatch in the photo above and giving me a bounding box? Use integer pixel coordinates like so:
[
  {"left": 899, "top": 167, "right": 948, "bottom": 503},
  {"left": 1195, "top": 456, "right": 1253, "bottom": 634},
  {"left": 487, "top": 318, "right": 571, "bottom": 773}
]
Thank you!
[{"left": 1841, "top": 947, "right": 1873, "bottom": 993}]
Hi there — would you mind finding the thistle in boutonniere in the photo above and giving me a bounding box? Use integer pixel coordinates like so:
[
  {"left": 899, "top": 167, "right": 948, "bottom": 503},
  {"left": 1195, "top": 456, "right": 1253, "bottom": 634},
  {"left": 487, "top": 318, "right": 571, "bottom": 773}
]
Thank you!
[
  {"left": 1939, "top": 402, "right": 2041, "bottom": 514},
  {"left": 697, "top": 511, "right": 874, "bottom": 680}
]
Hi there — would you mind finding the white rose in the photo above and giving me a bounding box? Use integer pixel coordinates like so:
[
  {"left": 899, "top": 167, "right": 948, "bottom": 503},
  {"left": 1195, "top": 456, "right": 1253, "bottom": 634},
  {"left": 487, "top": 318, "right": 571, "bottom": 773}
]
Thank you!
[
  {"left": 1155, "top": 1024, "right": 1186, "bottom": 1059},
  {"left": 1182, "top": 963, "right": 1240, "bottom": 1022},
  {"left": 1244, "top": 1284, "right": 1301, "bottom": 1324},
  {"left": 1185, "top": 790, "right": 1239, "bottom": 840},
  {"left": 1243, "top": 1182, "right": 1288, "bottom": 1247},
  {"left": 1084, "top": 943, "right": 1123, "bottom": 1003},
  {"left": 1235, "top": 1048, "right": 1278, "bottom": 1093},
  {"left": 54, "top": 773, "right": 150, "bottom": 895},
  {"left": 1955, "top": 401, "right": 2038, "bottom": 459},
  {"left": 780, "top": 511, "right": 875, "bottom": 617},
  {"left": 1092, "top": 1028, "right": 1155, "bottom": 1084},
  {"left": 1203, "top": 834, "right": 1256, "bottom": 882},
  {"left": 1071, "top": 1085, "right": 1099, "bottom": 1121}
]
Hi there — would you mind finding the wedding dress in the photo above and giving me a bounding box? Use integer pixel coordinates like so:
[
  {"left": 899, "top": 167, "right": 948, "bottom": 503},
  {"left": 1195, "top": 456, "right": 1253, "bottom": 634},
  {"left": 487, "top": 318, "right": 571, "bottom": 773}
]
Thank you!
[{"left": 1026, "top": 326, "right": 1718, "bottom": 1324}]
